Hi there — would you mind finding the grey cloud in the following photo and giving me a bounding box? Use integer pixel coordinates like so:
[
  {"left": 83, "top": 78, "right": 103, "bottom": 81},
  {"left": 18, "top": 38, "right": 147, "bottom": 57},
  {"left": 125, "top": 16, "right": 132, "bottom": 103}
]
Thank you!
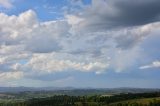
[
  {"left": 114, "top": 28, "right": 143, "bottom": 49},
  {"left": 24, "top": 20, "right": 70, "bottom": 53},
  {"left": 66, "top": 0, "right": 160, "bottom": 51},
  {"left": 115, "top": 35, "right": 138, "bottom": 49},
  {"left": 0, "top": 63, "right": 11, "bottom": 72},
  {"left": 77, "top": 0, "right": 160, "bottom": 31},
  {"left": 25, "top": 36, "right": 62, "bottom": 53},
  {"left": 114, "top": 0, "right": 160, "bottom": 26}
]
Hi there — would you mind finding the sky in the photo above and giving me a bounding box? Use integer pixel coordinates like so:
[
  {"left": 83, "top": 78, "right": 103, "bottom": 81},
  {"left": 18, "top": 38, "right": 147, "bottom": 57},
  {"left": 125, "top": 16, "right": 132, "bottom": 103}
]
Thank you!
[{"left": 0, "top": 0, "right": 160, "bottom": 88}]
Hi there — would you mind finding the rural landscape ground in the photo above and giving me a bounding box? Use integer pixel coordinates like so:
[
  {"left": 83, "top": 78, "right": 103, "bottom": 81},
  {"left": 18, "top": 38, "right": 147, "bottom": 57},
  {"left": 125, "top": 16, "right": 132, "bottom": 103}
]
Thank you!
[{"left": 0, "top": 87, "right": 160, "bottom": 106}]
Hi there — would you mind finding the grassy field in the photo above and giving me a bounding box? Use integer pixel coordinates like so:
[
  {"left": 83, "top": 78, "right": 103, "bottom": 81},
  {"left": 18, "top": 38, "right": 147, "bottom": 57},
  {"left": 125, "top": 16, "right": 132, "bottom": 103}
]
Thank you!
[{"left": 109, "top": 97, "right": 160, "bottom": 106}]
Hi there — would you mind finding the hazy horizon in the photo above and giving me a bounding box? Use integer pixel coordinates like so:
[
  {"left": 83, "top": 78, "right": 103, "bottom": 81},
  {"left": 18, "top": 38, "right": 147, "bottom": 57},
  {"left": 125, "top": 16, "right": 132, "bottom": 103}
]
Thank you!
[
  {"left": 0, "top": 86, "right": 160, "bottom": 89},
  {"left": 0, "top": 0, "right": 160, "bottom": 88}
]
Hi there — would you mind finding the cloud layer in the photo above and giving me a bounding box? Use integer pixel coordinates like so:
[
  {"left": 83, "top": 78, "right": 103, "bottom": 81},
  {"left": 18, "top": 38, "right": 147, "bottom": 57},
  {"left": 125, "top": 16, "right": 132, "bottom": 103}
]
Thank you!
[{"left": 0, "top": 0, "right": 160, "bottom": 86}]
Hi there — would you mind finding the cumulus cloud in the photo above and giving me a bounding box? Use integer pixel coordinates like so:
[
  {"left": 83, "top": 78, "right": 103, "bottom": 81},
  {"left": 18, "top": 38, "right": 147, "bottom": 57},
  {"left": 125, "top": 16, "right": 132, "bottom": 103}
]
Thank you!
[
  {"left": 140, "top": 61, "right": 160, "bottom": 69},
  {"left": 0, "top": 10, "right": 68, "bottom": 53},
  {"left": 19, "top": 53, "right": 109, "bottom": 75}
]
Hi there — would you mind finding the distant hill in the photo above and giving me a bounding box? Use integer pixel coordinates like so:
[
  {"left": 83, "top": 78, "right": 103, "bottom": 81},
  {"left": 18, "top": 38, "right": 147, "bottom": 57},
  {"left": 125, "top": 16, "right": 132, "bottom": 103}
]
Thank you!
[
  {"left": 0, "top": 86, "right": 75, "bottom": 93},
  {"left": 0, "top": 87, "right": 159, "bottom": 95}
]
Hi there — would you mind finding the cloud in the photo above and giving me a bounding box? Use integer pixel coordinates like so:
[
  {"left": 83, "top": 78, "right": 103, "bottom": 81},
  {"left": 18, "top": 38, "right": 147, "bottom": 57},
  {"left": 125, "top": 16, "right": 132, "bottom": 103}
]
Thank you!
[
  {"left": 110, "top": 47, "right": 142, "bottom": 72},
  {"left": 139, "top": 61, "right": 160, "bottom": 69},
  {"left": 72, "top": 0, "right": 160, "bottom": 32},
  {"left": 0, "top": 0, "right": 12, "bottom": 8},
  {"left": 1, "top": 0, "right": 160, "bottom": 84},
  {"left": 114, "top": 22, "right": 160, "bottom": 49},
  {"left": 0, "top": 71, "right": 23, "bottom": 81},
  {"left": 21, "top": 53, "right": 109, "bottom": 75},
  {"left": 0, "top": 9, "right": 160, "bottom": 76},
  {"left": 24, "top": 20, "right": 70, "bottom": 53},
  {"left": 0, "top": 10, "right": 68, "bottom": 53}
]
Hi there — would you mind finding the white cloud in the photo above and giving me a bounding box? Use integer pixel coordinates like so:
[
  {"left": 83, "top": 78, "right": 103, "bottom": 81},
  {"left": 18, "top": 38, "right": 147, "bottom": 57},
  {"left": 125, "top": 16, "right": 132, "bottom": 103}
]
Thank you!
[
  {"left": 66, "top": 15, "right": 83, "bottom": 25},
  {"left": 22, "top": 53, "right": 109, "bottom": 74},
  {"left": 0, "top": 0, "right": 12, "bottom": 8},
  {"left": 139, "top": 61, "right": 160, "bottom": 69},
  {"left": 0, "top": 71, "right": 23, "bottom": 81},
  {"left": 0, "top": 10, "right": 69, "bottom": 53}
]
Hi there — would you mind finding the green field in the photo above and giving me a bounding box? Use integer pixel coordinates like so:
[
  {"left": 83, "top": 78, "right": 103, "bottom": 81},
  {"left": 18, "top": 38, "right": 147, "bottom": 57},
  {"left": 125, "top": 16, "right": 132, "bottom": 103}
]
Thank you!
[{"left": 109, "top": 97, "right": 160, "bottom": 106}]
